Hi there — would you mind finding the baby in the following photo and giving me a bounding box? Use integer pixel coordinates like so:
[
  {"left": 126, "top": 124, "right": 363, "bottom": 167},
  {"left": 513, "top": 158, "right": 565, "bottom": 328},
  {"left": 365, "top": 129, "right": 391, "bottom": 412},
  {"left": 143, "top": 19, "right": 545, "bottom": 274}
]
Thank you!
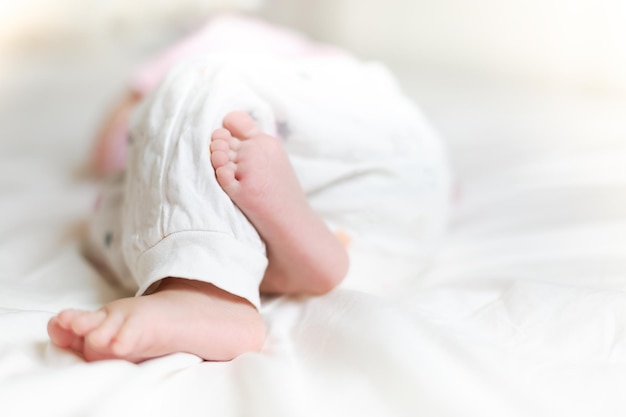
[{"left": 47, "top": 15, "right": 450, "bottom": 363}]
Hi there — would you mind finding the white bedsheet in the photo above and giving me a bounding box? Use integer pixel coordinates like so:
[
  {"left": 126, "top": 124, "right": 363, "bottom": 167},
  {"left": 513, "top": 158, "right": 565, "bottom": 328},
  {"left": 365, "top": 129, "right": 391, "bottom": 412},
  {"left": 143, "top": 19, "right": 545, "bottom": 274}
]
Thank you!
[{"left": 1, "top": 47, "right": 626, "bottom": 417}]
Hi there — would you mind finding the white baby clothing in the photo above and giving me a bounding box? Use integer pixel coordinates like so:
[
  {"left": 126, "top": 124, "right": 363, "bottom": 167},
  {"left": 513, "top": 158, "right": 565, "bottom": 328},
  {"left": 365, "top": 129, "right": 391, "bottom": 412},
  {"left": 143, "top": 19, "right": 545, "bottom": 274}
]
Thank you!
[{"left": 86, "top": 52, "right": 452, "bottom": 308}]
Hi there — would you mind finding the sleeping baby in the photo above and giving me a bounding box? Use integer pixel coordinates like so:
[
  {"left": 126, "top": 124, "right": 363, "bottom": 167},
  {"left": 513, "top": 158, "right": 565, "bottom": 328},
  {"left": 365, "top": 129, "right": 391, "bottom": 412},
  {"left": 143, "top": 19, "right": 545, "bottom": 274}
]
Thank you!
[{"left": 47, "top": 14, "right": 451, "bottom": 362}]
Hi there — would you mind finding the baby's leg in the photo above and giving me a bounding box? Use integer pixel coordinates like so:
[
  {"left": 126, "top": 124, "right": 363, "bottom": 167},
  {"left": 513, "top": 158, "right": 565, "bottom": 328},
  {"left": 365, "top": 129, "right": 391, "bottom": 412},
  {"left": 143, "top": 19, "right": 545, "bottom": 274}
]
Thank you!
[
  {"left": 210, "top": 111, "right": 349, "bottom": 295},
  {"left": 50, "top": 61, "right": 274, "bottom": 363},
  {"left": 49, "top": 184, "right": 266, "bottom": 363}
]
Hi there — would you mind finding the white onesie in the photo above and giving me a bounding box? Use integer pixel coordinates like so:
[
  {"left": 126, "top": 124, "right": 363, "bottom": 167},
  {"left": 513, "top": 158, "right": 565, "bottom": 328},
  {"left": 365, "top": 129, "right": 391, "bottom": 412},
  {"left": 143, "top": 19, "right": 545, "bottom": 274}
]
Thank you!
[{"left": 86, "top": 52, "right": 452, "bottom": 308}]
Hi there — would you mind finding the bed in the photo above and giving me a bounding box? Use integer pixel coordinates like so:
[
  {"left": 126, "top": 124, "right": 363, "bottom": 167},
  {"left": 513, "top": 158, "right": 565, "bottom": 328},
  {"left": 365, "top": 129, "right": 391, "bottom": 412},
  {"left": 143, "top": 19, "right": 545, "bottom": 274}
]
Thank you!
[{"left": 2, "top": 17, "right": 626, "bottom": 417}]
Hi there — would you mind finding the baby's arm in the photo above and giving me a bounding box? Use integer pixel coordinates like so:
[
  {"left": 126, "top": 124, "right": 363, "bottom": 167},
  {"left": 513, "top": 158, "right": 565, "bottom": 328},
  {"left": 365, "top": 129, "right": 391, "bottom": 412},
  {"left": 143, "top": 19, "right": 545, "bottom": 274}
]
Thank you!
[{"left": 90, "top": 90, "right": 141, "bottom": 176}]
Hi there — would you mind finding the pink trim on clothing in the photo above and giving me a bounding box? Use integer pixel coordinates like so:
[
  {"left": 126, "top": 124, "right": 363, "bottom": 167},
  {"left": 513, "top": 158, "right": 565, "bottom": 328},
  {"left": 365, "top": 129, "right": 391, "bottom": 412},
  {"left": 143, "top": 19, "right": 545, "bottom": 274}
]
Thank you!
[{"left": 130, "top": 14, "right": 344, "bottom": 95}]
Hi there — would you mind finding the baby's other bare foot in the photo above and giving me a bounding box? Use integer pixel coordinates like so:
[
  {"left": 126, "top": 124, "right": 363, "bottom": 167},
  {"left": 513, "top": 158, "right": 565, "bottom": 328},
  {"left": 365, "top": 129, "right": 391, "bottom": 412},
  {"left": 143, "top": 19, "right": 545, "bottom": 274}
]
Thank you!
[
  {"left": 47, "top": 279, "right": 265, "bottom": 363},
  {"left": 209, "top": 111, "right": 349, "bottom": 295}
]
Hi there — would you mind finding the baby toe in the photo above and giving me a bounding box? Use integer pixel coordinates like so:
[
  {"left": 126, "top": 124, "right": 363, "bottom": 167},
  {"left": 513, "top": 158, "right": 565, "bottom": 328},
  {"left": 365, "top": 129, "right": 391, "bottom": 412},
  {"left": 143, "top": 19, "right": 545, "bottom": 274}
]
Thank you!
[
  {"left": 47, "top": 317, "right": 77, "bottom": 348},
  {"left": 210, "top": 139, "right": 229, "bottom": 153},
  {"left": 211, "top": 127, "right": 232, "bottom": 142},
  {"left": 210, "top": 150, "right": 231, "bottom": 168},
  {"left": 223, "top": 111, "right": 261, "bottom": 139},
  {"left": 215, "top": 165, "right": 239, "bottom": 192},
  {"left": 71, "top": 310, "right": 107, "bottom": 336},
  {"left": 85, "top": 312, "right": 125, "bottom": 351}
]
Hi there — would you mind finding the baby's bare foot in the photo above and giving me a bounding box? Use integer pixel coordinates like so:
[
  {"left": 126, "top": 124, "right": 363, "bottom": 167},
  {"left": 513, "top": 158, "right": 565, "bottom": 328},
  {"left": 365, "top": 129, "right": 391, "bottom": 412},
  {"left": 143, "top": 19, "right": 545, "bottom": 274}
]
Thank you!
[
  {"left": 47, "top": 279, "right": 265, "bottom": 362},
  {"left": 209, "top": 111, "right": 349, "bottom": 294}
]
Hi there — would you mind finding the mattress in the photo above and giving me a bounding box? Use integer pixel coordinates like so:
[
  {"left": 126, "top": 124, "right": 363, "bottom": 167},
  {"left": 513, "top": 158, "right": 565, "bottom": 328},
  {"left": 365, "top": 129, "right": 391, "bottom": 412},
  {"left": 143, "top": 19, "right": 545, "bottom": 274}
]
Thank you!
[{"left": 1, "top": 45, "right": 626, "bottom": 416}]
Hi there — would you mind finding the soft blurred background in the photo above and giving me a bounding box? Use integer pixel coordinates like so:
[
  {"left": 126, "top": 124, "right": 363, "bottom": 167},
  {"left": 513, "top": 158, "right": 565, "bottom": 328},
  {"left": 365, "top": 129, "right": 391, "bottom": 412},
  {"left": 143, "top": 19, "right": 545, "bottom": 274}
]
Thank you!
[
  {"left": 1, "top": 0, "right": 625, "bottom": 191},
  {"left": 4, "top": 0, "right": 626, "bottom": 91}
]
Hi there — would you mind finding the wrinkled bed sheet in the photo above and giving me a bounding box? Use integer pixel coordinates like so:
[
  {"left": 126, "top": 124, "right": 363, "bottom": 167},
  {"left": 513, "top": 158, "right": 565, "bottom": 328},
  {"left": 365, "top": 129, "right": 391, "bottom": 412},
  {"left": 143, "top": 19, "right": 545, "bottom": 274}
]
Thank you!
[{"left": 1, "top": 48, "right": 626, "bottom": 417}]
